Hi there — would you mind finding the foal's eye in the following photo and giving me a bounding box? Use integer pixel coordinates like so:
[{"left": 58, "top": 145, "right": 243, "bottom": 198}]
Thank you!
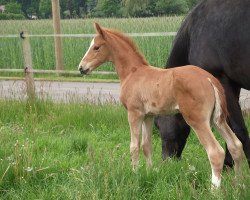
[{"left": 93, "top": 46, "right": 100, "bottom": 51}]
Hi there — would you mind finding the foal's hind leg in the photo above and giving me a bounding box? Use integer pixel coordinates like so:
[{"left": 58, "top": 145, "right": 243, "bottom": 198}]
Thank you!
[
  {"left": 186, "top": 120, "right": 225, "bottom": 188},
  {"left": 214, "top": 120, "right": 244, "bottom": 173},
  {"left": 142, "top": 116, "right": 154, "bottom": 169}
]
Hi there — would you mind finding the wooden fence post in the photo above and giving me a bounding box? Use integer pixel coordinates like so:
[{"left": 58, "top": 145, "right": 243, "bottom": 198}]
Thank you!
[
  {"left": 20, "top": 31, "right": 36, "bottom": 100},
  {"left": 52, "top": 0, "right": 64, "bottom": 71}
]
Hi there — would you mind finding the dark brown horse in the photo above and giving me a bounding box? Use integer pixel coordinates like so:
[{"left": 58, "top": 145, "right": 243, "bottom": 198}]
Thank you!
[
  {"left": 155, "top": 0, "right": 250, "bottom": 168},
  {"left": 78, "top": 23, "right": 244, "bottom": 188}
]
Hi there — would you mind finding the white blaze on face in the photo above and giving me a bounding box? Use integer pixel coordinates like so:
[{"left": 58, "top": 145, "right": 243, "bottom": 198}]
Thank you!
[
  {"left": 78, "top": 38, "right": 95, "bottom": 70},
  {"left": 83, "top": 38, "right": 95, "bottom": 60}
]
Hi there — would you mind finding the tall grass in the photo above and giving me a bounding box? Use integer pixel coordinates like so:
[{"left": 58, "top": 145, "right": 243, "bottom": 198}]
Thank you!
[
  {"left": 0, "top": 17, "right": 183, "bottom": 72},
  {"left": 0, "top": 99, "right": 249, "bottom": 199}
]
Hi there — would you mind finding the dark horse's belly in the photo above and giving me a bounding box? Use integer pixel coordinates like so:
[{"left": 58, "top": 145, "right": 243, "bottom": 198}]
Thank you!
[{"left": 156, "top": 0, "right": 250, "bottom": 167}]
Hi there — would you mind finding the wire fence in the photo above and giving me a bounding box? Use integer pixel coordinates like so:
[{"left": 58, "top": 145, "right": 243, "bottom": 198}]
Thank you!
[
  {"left": 0, "top": 32, "right": 177, "bottom": 38},
  {"left": 0, "top": 16, "right": 183, "bottom": 75},
  {"left": 0, "top": 32, "right": 176, "bottom": 74}
]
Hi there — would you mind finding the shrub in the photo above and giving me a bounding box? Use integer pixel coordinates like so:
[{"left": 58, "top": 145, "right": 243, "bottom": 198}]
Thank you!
[
  {"left": 5, "top": 2, "right": 22, "bottom": 15},
  {"left": 0, "top": 13, "right": 25, "bottom": 20},
  {"left": 155, "top": 0, "right": 189, "bottom": 15}
]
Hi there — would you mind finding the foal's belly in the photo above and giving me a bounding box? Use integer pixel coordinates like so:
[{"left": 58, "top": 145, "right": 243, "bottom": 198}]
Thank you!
[
  {"left": 140, "top": 71, "right": 177, "bottom": 116},
  {"left": 143, "top": 97, "right": 179, "bottom": 116}
]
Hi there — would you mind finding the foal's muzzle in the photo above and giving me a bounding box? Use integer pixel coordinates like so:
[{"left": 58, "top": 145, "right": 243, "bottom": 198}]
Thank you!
[{"left": 79, "top": 67, "right": 90, "bottom": 75}]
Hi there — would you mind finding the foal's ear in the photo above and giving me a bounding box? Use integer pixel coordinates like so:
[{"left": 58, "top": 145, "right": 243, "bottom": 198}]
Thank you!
[{"left": 94, "top": 23, "right": 106, "bottom": 39}]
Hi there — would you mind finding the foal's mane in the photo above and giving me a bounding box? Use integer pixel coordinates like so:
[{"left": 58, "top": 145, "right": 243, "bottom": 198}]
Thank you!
[{"left": 104, "top": 28, "right": 149, "bottom": 65}]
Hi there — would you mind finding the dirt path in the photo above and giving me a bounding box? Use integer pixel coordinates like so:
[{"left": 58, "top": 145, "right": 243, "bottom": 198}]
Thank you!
[
  {"left": 0, "top": 80, "right": 249, "bottom": 110},
  {"left": 0, "top": 80, "right": 120, "bottom": 104}
]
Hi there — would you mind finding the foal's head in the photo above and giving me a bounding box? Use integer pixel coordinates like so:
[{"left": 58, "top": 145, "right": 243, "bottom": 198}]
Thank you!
[{"left": 78, "top": 23, "right": 112, "bottom": 75}]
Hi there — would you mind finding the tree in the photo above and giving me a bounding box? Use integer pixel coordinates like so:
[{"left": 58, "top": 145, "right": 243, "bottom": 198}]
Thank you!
[
  {"left": 1, "top": 0, "right": 200, "bottom": 19},
  {"left": 39, "top": 0, "right": 51, "bottom": 18},
  {"left": 0, "top": 0, "right": 8, "bottom": 5},
  {"left": 86, "top": 0, "right": 97, "bottom": 16},
  {"left": 186, "top": 0, "right": 200, "bottom": 9},
  {"left": 121, "top": 0, "right": 150, "bottom": 17},
  {"left": 155, "top": 0, "right": 189, "bottom": 15},
  {"left": 74, "top": 0, "right": 87, "bottom": 17},
  {"left": 5, "top": 2, "right": 22, "bottom": 14},
  {"left": 13, "top": 0, "right": 39, "bottom": 18},
  {"left": 92, "top": 0, "right": 121, "bottom": 17},
  {"left": 60, "top": 0, "right": 87, "bottom": 18}
]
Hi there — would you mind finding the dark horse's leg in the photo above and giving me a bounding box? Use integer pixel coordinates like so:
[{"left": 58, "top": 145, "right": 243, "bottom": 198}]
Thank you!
[
  {"left": 220, "top": 76, "right": 250, "bottom": 168},
  {"left": 154, "top": 114, "right": 190, "bottom": 160}
]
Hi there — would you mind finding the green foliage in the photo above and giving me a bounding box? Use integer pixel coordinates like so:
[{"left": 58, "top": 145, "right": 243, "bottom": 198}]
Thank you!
[
  {"left": 0, "top": 1, "right": 25, "bottom": 20},
  {"left": 187, "top": 0, "right": 200, "bottom": 9},
  {"left": 5, "top": 1, "right": 23, "bottom": 15},
  {"left": 16, "top": 0, "right": 39, "bottom": 19},
  {"left": 86, "top": 0, "right": 98, "bottom": 13},
  {"left": 121, "top": 0, "right": 150, "bottom": 17},
  {"left": 0, "top": 0, "right": 7, "bottom": 5},
  {"left": 155, "top": 0, "right": 189, "bottom": 15},
  {"left": 91, "top": 0, "right": 122, "bottom": 17},
  {"left": 39, "top": 0, "right": 51, "bottom": 18},
  {"left": 0, "top": 0, "right": 200, "bottom": 19},
  {"left": 0, "top": 12, "right": 24, "bottom": 19},
  {"left": 0, "top": 99, "right": 249, "bottom": 198}
]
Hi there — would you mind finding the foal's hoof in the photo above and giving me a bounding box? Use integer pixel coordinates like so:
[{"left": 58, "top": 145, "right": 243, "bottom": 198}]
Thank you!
[
  {"left": 132, "top": 165, "right": 139, "bottom": 173},
  {"left": 211, "top": 184, "right": 220, "bottom": 190}
]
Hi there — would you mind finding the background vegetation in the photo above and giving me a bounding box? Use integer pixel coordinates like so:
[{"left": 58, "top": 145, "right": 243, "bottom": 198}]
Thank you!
[
  {"left": 0, "top": 0, "right": 200, "bottom": 19},
  {"left": 0, "top": 99, "right": 249, "bottom": 199},
  {"left": 0, "top": 16, "right": 183, "bottom": 73}
]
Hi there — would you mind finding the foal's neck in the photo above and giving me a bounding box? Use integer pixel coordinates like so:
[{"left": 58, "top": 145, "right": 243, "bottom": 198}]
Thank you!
[
  {"left": 108, "top": 35, "right": 149, "bottom": 82},
  {"left": 113, "top": 53, "right": 147, "bottom": 82}
]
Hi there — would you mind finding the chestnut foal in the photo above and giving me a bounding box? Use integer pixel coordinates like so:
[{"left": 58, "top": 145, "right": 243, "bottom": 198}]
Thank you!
[{"left": 78, "top": 23, "right": 244, "bottom": 188}]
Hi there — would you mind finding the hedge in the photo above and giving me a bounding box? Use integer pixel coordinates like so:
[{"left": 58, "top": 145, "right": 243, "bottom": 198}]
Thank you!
[{"left": 0, "top": 13, "right": 25, "bottom": 20}]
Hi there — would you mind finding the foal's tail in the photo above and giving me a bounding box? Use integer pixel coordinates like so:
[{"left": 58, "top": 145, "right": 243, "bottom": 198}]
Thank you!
[
  {"left": 208, "top": 78, "right": 244, "bottom": 173},
  {"left": 207, "top": 78, "right": 228, "bottom": 125}
]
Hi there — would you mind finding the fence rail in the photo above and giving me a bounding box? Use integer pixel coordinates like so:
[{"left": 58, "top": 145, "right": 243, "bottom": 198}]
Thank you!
[
  {"left": 0, "top": 32, "right": 177, "bottom": 38},
  {"left": 0, "top": 68, "right": 116, "bottom": 75}
]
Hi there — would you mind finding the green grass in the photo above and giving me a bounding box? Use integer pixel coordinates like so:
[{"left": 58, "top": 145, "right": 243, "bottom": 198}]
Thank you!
[
  {"left": 0, "top": 99, "right": 249, "bottom": 199},
  {"left": 0, "top": 17, "right": 183, "bottom": 75},
  {"left": 0, "top": 71, "right": 119, "bottom": 82}
]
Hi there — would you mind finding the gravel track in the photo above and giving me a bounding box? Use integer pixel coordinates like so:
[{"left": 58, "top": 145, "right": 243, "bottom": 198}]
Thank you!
[{"left": 0, "top": 80, "right": 249, "bottom": 110}]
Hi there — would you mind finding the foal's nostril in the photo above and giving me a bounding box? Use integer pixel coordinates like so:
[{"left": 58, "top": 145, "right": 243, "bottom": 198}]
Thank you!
[
  {"left": 79, "top": 67, "right": 90, "bottom": 75},
  {"left": 79, "top": 67, "right": 83, "bottom": 73},
  {"left": 79, "top": 67, "right": 85, "bottom": 74}
]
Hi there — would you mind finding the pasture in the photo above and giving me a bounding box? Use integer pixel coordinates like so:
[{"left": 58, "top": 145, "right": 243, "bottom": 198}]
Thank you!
[
  {"left": 1, "top": 17, "right": 250, "bottom": 199},
  {"left": 0, "top": 17, "right": 183, "bottom": 73},
  {"left": 0, "top": 99, "right": 249, "bottom": 199}
]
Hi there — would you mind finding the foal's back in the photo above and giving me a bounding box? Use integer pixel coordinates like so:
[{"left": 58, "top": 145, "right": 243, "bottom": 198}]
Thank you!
[{"left": 121, "top": 65, "right": 223, "bottom": 119}]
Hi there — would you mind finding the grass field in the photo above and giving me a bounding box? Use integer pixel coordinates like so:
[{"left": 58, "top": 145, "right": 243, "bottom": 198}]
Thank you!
[
  {"left": 0, "top": 17, "right": 183, "bottom": 74},
  {"left": 0, "top": 99, "right": 249, "bottom": 199},
  {"left": 1, "top": 16, "right": 250, "bottom": 199}
]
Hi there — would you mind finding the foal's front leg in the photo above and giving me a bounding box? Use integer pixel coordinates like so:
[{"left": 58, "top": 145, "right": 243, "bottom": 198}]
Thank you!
[
  {"left": 128, "top": 110, "right": 144, "bottom": 171},
  {"left": 142, "top": 116, "right": 154, "bottom": 169}
]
